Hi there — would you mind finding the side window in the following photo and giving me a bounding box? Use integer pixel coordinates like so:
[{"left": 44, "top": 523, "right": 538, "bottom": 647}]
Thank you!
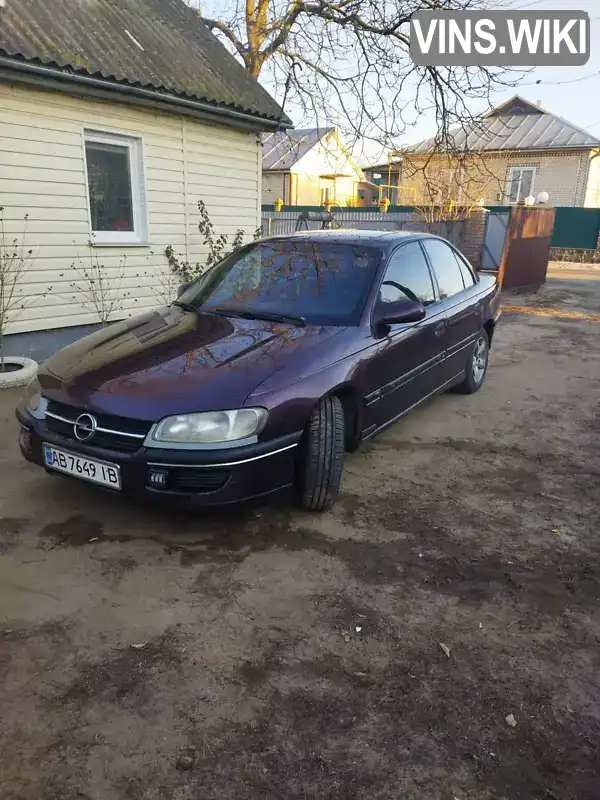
[
  {"left": 452, "top": 250, "right": 476, "bottom": 287},
  {"left": 379, "top": 242, "right": 436, "bottom": 306},
  {"left": 506, "top": 165, "right": 536, "bottom": 204},
  {"left": 422, "top": 239, "right": 466, "bottom": 300},
  {"left": 84, "top": 129, "right": 147, "bottom": 245}
]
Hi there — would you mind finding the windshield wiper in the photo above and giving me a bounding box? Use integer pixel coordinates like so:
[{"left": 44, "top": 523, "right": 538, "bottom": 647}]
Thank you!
[
  {"left": 172, "top": 300, "right": 199, "bottom": 313},
  {"left": 209, "top": 307, "right": 307, "bottom": 327}
]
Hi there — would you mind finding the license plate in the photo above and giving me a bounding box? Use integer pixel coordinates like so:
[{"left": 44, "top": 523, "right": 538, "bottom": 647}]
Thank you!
[{"left": 43, "top": 444, "right": 122, "bottom": 490}]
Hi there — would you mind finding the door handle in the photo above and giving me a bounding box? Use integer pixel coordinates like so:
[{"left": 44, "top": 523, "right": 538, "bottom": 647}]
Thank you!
[{"left": 434, "top": 322, "right": 445, "bottom": 338}]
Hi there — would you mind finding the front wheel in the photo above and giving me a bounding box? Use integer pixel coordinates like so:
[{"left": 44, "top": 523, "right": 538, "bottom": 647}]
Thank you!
[
  {"left": 297, "top": 395, "right": 345, "bottom": 511},
  {"left": 454, "top": 330, "right": 489, "bottom": 394}
]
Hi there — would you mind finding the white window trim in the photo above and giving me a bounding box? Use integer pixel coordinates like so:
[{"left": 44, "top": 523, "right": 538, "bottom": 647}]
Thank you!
[
  {"left": 82, "top": 129, "right": 149, "bottom": 246},
  {"left": 505, "top": 165, "right": 537, "bottom": 205}
]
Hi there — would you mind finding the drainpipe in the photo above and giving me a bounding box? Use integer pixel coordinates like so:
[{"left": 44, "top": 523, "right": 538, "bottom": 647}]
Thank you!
[{"left": 0, "top": 56, "right": 292, "bottom": 130}]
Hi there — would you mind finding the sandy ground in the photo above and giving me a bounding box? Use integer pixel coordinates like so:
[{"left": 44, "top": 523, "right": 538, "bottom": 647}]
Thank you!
[{"left": 1, "top": 277, "right": 599, "bottom": 800}]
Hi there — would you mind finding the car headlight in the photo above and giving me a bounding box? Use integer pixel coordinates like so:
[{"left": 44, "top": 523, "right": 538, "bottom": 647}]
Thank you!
[
  {"left": 152, "top": 408, "right": 268, "bottom": 444},
  {"left": 24, "top": 378, "right": 45, "bottom": 418}
]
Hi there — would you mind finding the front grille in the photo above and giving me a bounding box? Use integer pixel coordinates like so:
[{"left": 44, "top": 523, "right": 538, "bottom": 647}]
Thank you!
[
  {"left": 45, "top": 400, "right": 151, "bottom": 454},
  {"left": 167, "top": 468, "right": 230, "bottom": 493}
]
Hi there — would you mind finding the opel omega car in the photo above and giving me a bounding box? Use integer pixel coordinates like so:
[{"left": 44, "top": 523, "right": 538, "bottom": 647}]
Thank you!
[{"left": 17, "top": 230, "right": 501, "bottom": 511}]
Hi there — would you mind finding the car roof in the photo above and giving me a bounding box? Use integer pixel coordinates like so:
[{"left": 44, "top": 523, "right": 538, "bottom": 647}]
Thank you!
[{"left": 265, "top": 229, "right": 436, "bottom": 250}]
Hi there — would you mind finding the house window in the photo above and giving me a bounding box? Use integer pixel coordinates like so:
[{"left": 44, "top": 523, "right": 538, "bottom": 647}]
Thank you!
[
  {"left": 84, "top": 130, "right": 147, "bottom": 244},
  {"left": 435, "top": 168, "right": 455, "bottom": 203},
  {"left": 506, "top": 166, "right": 536, "bottom": 204}
]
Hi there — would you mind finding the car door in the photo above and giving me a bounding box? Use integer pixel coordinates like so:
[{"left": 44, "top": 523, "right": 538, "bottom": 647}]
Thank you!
[
  {"left": 421, "top": 238, "right": 483, "bottom": 382},
  {"left": 362, "top": 240, "right": 447, "bottom": 435}
]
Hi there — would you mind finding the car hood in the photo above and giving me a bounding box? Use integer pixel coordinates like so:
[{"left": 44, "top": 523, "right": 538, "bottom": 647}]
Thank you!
[{"left": 40, "top": 306, "right": 340, "bottom": 420}]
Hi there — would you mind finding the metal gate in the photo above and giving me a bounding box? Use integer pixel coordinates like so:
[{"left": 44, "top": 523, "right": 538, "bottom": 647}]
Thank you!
[
  {"left": 482, "top": 210, "right": 509, "bottom": 270},
  {"left": 498, "top": 206, "right": 556, "bottom": 289}
]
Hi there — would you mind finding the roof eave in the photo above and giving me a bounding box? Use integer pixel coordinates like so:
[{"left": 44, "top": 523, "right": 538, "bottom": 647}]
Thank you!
[
  {"left": 486, "top": 145, "right": 599, "bottom": 153},
  {"left": 0, "top": 55, "right": 293, "bottom": 131},
  {"left": 404, "top": 144, "right": 599, "bottom": 156}
]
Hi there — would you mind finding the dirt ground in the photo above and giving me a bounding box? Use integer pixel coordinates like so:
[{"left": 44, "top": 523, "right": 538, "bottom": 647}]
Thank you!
[{"left": 1, "top": 276, "right": 599, "bottom": 800}]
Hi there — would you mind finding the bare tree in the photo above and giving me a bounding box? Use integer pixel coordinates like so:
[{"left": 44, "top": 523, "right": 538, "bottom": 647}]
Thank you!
[
  {"left": 64, "top": 245, "right": 132, "bottom": 326},
  {"left": 147, "top": 265, "right": 181, "bottom": 307},
  {"left": 0, "top": 208, "right": 50, "bottom": 371},
  {"left": 400, "top": 149, "right": 501, "bottom": 208},
  {"left": 166, "top": 200, "right": 262, "bottom": 284},
  {"left": 195, "top": 0, "right": 521, "bottom": 155}
]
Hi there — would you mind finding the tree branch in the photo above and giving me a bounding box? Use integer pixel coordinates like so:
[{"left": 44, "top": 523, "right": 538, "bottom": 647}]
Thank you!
[{"left": 199, "top": 16, "right": 249, "bottom": 65}]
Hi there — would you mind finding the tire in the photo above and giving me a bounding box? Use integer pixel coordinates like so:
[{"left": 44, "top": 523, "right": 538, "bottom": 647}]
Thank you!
[
  {"left": 298, "top": 395, "right": 345, "bottom": 512},
  {"left": 454, "top": 330, "right": 489, "bottom": 394},
  {"left": 0, "top": 357, "right": 38, "bottom": 389}
]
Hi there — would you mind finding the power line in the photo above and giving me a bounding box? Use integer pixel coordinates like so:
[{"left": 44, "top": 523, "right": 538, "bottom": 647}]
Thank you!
[
  {"left": 520, "top": 69, "right": 600, "bottom": 87},
  {"left": 514, "top": 0, "right": 551, "bottom": 8},
  {"left": 510, "top": 0, "right": 598, "bottom": 8},
  {"left": 505, "top": 0, "right": 600, "bottom": 14}
]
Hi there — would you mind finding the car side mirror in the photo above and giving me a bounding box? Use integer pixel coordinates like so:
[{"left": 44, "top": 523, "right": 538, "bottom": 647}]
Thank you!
[
  {"left": 376, "top": 299, "right": 426, "bottom": 326},
  {"left": 177, "top": 282, "right": 191, "bottom": 297}
]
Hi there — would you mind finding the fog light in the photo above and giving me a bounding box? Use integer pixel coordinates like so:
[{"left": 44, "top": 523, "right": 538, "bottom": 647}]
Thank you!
[
  {"left": 19, "top": 427, "right": 32, "bottom": 453},
  {"left": 148, "top": 469, "right": 168, "bottom": 488}
]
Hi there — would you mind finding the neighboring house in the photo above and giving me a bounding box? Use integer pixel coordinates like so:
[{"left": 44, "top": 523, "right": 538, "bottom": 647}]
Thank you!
[
  {"left": 261, "top": 128, "right": 364, "bottom": 206},
  {"left": 399, "top": 96, "right": 600, "bottom": 208},
  {"left": 0, "top": 0, "right": 289, "bottom": 358},
  {"left": 360, "top": 163, "right": 403, "bottom": 205},
  {"left": 360, "top": 162, "right": 421, "bottom": 206}
]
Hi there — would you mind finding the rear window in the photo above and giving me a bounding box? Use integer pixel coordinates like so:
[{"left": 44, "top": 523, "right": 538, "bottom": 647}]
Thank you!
[{"left": 181, "top": 239, "right": 382, "bottom": 325}]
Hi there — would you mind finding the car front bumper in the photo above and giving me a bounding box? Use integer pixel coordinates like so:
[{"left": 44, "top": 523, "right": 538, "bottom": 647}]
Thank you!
[{"left": 16, "top": 407, "right": 301, "bottom": 508}]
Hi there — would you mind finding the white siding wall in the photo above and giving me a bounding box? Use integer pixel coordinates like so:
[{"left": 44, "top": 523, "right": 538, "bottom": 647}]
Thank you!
[
  {"left": 261, "top": 171, "right": 287, "bottom": 205},
  {"left": 0, "top": 82, "right": 261, "bottom": 335}
]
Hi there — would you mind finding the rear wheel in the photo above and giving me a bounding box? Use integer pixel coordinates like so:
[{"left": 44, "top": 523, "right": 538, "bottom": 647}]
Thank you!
[
  {"left": 298, "top": 395, "right": 345, "bottom": 511},
  {"left": 454, "top": 330, "right": 489, "bottom": 394}
]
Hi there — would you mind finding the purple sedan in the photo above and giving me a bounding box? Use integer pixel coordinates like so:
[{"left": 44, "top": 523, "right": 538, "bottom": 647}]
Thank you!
[{"left": 17, "top": 230, "right": 500, "bottom": 511}]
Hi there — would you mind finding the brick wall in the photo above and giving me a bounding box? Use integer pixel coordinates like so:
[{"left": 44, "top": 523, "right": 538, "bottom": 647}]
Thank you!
[
  {"left": 461, "top": 207, "right": 488, "bottom": 269},
  {"left": 403, "top": 150, "right": 593, "bottom": 208}
]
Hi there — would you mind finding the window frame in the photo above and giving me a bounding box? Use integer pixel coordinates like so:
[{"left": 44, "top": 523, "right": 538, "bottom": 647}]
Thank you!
[
  {"left": 421, "top": 237, "right": 469, "bottom": 301},
  {"left": 82, "top": 128, "right": 148, "bottom": 246},
  {"left": 449, "top": 246, "right": 478, "bottom": 286},
  {"left": 373, "top": 239, "right": 439, "bottom": 316},
  {"left": 505, "top": 165, "right": 536, "bottom": 205}
]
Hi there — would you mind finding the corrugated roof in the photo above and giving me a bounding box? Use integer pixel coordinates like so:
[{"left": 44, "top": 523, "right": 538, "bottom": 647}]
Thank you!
[
  {"left": 403, "top": 96, "right": 600, "bottom": 155},
  {"left": 0, "top": 0, "right": 288, "bottom": 125},
  {"left": 262, "top": 128, "right": 335, "bottom": 170}
]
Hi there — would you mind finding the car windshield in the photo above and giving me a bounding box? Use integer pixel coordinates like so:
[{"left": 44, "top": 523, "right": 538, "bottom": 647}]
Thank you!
[{"left": 178, "top": 239, "right": 382, "bottom": 326}]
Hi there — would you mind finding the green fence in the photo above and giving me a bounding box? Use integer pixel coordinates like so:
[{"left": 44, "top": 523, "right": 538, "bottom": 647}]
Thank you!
[
  {"left": 485, "top": 206, "right": 600, "bottom": 249},
  {"left": 551, "top": 208, "right": 600, "bottom": 249}
]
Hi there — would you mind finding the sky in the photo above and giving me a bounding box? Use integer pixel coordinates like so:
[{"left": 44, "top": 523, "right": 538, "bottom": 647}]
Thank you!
[
  {"left": 192, "top": 0, "right": 600, "bottom": 161},
  {"left": 359, "top": 0, "right": 600, "bottom": 162},
  {"left": 427, "top": 0, "right": 600, "bottom": 144}
]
